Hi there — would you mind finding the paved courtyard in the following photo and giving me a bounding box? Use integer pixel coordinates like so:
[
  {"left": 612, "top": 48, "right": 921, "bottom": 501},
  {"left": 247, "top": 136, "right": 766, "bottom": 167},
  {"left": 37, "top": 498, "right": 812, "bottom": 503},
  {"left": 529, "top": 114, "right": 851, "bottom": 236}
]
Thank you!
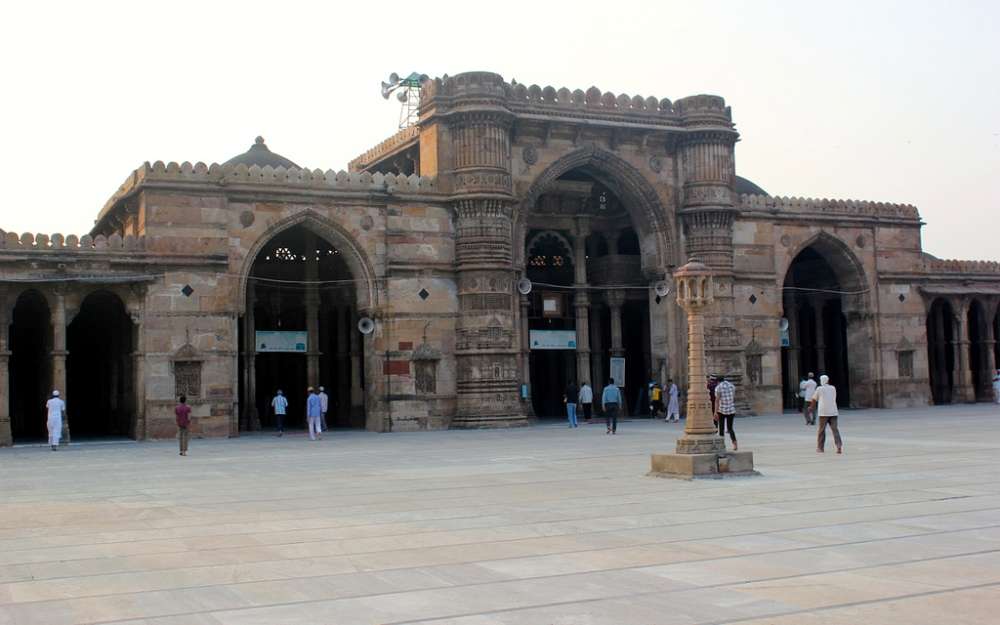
[{"left": 1, "top": 405, "right": 999, "bottom": 625}]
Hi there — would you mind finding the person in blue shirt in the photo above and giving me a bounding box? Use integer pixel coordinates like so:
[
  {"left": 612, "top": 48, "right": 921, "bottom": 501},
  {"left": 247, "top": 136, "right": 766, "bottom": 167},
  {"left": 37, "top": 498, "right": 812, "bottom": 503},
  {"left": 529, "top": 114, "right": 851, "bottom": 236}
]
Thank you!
[
  {"left": 601, "top": 378, "right": 622, "bottom": 435},
  {"left": 306, "top": 387, "right": 323, "bottom": 441}
]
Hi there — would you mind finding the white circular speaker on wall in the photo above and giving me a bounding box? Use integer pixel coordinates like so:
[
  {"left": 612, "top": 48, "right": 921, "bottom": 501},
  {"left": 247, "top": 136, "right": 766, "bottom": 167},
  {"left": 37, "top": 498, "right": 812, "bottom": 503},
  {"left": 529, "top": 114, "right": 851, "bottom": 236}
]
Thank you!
[
  {"left": 357, "top": 317, "right": 375, "bottom": 335},
  {"left": 654, "top": 282, "right": 671, "bottom": 297},
  {"left": 516, "top": 278, "right": 533, "bottom": 295},
  {"left": 778, "top": 317, "right": 790, "bottom": 332}
]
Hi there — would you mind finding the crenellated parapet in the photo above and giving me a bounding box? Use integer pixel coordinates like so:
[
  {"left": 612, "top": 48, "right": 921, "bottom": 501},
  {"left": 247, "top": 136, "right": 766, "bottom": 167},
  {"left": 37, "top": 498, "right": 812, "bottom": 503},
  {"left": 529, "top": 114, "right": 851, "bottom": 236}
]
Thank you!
[
  {"left": 0, "top": 231, "right": 146, "bottom": 253},
  {"left": 348, "top": 125, "right": 420, "bottom": 172},
  {"left": 140, "top": 161, "right": 434, "bottom": 192},
  {"left": 924, "top": 256, "right": 1000, "bottom": 275},
  {"left": 739, "top": 194, "right": 921, "bottom": 221}
]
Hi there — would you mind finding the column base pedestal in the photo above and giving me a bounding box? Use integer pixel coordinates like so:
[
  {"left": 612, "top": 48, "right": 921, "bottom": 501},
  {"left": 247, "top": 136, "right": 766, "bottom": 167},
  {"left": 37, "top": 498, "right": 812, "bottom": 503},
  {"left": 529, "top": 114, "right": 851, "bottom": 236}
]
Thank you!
[{"left": 649, "top": 450, "right": 758, "bottom": 480}]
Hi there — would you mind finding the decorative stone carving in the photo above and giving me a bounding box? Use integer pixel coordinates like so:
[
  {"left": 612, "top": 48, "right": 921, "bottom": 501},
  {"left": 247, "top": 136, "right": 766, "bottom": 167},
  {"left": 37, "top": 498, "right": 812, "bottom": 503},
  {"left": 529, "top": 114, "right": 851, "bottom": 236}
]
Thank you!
[
  {"left": 648, "top": 156, "right": 663, "bottom": 173},
  {"left": 522, "top": 145, "right": 538, "bottom": 165}
]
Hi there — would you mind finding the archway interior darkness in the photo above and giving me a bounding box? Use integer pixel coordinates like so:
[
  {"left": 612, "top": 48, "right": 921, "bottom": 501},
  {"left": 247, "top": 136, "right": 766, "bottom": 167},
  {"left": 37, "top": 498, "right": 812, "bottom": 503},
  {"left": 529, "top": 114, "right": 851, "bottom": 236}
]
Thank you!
[
  {"left": 968, "top": 301, "right": 990, "bottom": 401},
  {"left": 67, "top": 291, "right": 134, "bottom": 438},
  {"left": 927, "top": 298, "right": 956, "bottom": 404},
  {"left": 246, "top": 224, "right": 363, "bottom": 430},
  {"left": 9, "top": 290, "right": 51, "bottom": 442},
  {"left": 526, "top": 167, "right": 649, "bottom": 417},
  {"left": 781, "top": 247, "right": 851, "bottom": 409}
]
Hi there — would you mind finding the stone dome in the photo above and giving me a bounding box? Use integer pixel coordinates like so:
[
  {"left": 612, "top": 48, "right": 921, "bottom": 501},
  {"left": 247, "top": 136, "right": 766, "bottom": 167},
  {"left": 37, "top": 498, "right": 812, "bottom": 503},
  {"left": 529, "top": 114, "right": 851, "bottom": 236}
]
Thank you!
[
  {"left": 223, "top": 136, "right": 299, "bottom": 169},
  {"left": 735, "top": 175, "right": 768, "bottom": 196}
]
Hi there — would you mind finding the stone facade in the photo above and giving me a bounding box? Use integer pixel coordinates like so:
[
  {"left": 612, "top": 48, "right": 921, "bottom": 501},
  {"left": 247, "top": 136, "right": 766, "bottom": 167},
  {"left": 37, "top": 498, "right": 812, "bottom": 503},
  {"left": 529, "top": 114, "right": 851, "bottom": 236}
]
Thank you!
[{"left": 1, "top": 71, "right": 998, "bottom": 446}]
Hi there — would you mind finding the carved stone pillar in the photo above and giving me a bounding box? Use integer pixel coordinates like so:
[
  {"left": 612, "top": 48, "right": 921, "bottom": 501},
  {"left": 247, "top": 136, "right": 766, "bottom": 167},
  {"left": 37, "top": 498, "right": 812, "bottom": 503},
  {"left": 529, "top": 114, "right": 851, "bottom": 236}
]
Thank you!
[
  {"left": 608, "top": 291, "right": 625, "bottom": 359},
  {"left": 814, "top": 301, "right": 827, "bottom": 374},
  {"left": 573, "top": 219, "right": 591, "bottom": 385},
  {"left": 52, "top": 291, "right": 69, "bottom": 445},
  {"left": 243, "top": 284, "right": 259, "bottom": 431},
  {"left": 591, "top": 303, "right": 604, "bottom": 387},
  {"left": 650, "top": 258, "right": 755, "bottom": 478},
  {"left": 954, "top": 300, "right": 974, "bottom": 402},
  {"left": 0, "top": 297, "right": 10, "bottom": 447},
  {"left": 785, "top": 300, "right": 801, "bottom": 398},
  {"left": 985, "top": 306, "right": 997, "bottom": 380},
  {"left": 131, "top": 314, "right": 146, "bottom": 440},
  {"left": 304, "top": 231, "right": 321, "bottom": 389}
]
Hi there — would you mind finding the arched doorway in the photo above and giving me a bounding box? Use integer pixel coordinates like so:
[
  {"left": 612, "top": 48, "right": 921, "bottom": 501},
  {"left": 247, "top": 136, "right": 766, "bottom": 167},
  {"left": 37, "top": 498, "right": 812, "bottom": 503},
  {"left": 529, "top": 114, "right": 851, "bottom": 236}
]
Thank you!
[
  {"left": 243, "top": 223, "right": 365, "bottom": 431},
  {"left": 781, "top": 238, "right": 869, "bottom": 409},
  {"left": 9, "top": 290, "right": 51, "bottom": 442},
  {"left": 66, "top": 290, "right": 134, "bottom": 438},
  {"left": 523, "top": 166, "right": 654, "bottom": 417},
  {"left": 926, "top": 298, "right": 956, "bottom": 404}
]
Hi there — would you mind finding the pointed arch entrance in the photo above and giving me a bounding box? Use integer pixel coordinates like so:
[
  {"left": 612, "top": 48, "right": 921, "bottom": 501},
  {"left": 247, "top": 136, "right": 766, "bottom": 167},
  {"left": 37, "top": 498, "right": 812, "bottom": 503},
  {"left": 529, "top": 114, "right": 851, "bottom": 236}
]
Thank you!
[
  {"left": 780, "top": 235, "right": 873, "bottom": 409},
  {"left": 518, "top": 149, "right": 675, "bottom": 418},
  {"left": 240, "top": 221, "right": 368, "bottom": 431},
  {"left": 926, "top": 298, "right": 956, "bottom": 404}
]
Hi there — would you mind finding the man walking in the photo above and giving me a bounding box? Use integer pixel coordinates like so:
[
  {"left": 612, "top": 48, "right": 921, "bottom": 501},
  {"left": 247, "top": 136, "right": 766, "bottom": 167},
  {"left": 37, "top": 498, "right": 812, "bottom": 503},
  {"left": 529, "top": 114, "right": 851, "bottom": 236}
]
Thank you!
[
  {"left": 579, "top": 381, "right": 594, "bottom": 422},
  {"left": 601, "top": 378, "right": 622, "bottom": 435},
  {"left": 318, "top": 386, "right": 330, "bottom": 431},
  {"left": 271, "top": 389, "right": 288, "bottom": 436},
  {"left": 666, "top": 378, "right": 680, "bottom": 423},
  {"left": 715, "top": 376, "right": 738, "bottom": 451},
  {"left": 45, "top": 390, "right": 65, "bottom": 451},
  {"left": 175, "top": 395, "right": 192, "bottom": 456},
  {"left": 802, "top": 372, "right": 818, "bottom": 425},
  {"left": 563, "top": 380, "right": 579, "bottom": 428},
  {"left": 811, "top": 374, "right": 843, "bottom": 454},
  {"left": 306, "top": 387, "right": 323, "bottom": 441}
]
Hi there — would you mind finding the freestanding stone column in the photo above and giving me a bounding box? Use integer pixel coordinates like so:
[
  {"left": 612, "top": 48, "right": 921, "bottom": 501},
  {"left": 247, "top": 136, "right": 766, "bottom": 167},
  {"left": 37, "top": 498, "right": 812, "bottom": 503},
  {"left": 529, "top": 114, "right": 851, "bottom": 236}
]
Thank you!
[
  {"left": 608, "top": 291, "right": 625, "bottom": 359},
  {"left": 304, "top": 231, "right": 321, "bottom": 389},
  {"left": 650, "top": 259, "right": 756, "bottom": 478},
  {"left": 52, "top": 291, "right": 70, "bottom": 445},
  {"left": 954, "top": 300, "right": 974, "bottom": 402}
]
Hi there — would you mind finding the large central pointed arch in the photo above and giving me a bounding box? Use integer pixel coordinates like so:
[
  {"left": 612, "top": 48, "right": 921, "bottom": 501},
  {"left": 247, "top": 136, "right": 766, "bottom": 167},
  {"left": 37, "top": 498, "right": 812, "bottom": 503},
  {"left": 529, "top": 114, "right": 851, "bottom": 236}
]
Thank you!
[{"left": 516, "top": 145, "right": 677, "bottom": 276}]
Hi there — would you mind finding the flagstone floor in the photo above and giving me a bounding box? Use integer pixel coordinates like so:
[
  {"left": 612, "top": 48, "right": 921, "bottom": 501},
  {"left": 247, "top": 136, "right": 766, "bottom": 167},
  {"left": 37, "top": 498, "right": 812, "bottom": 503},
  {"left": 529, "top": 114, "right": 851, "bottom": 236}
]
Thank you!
[{"left": 1, "top": 404, "right": 999, "bottom": 625}]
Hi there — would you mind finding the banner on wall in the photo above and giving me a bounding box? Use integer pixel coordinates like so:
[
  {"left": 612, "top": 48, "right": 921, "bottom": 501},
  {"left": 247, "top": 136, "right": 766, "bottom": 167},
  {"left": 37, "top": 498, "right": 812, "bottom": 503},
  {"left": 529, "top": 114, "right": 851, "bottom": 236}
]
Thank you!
[
  {"left": 529, "top": 330, "right": 577, "bottom": 350},
  {"left": 255, "top": 330, "right": 308, "bottom": 353},
  {"left": 609, "top": 357, "right": 626, "bottom": 387}
]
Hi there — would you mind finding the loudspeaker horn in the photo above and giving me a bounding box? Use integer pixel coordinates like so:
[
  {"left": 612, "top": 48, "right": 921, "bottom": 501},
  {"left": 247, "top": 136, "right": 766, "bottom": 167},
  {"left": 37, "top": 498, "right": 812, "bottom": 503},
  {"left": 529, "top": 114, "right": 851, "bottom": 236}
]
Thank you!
[
  {"left": 357, "top": 317, "right": 376, "bottom": 335},
  {"left": 653, "top": 281, "right": 671, "bottom": 297},
  {"left": 516, "top": 278, "right": 533, "bottom": 295},
  {"left": 380, "top": 81, "right": 392, "bottom": 99}
]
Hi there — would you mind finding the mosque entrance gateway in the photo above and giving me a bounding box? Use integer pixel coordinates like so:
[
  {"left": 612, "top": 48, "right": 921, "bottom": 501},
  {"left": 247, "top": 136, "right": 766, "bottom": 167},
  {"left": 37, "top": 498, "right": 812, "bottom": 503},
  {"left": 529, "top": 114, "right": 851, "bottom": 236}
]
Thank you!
[
  {"left": 524, "top": 167, "right": 652, "bottom": 418},
  {"left": 241, "top": 224, "right": 365, "bottom": 432}
]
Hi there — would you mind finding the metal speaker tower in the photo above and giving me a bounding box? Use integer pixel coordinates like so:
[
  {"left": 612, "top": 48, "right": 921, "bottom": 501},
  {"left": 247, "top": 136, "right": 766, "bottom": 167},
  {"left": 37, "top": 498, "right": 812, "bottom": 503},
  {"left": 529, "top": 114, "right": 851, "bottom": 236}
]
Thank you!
[{"left": 380, "top": 72, "right": 429, "bottom": 129}]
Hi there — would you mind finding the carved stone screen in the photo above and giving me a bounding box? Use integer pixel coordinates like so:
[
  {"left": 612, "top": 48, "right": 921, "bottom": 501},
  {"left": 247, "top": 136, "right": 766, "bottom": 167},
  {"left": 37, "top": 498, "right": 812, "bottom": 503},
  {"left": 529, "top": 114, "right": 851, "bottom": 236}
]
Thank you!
[
  {"left": 174, "top": 361, "right": 202, "bottom": 398},
  {"left": 897, "top": 350, "right": 914, "bottom": 379},
  {"left": 415, "top": 360, "right": 437, "bottom": 395}
]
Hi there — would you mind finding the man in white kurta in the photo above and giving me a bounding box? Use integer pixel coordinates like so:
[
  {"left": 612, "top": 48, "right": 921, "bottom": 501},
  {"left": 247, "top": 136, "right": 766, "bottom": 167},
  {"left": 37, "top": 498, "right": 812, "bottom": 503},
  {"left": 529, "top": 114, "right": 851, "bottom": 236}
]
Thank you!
[
  {"left": 666, "top": 379, "right": 680, "bottom": 422},
  {"left": 993, "top": 370, "right": 1000, "bottom": 404},
  {"left": 45, "top": 390, "right": 65, "bottom": 451},
  {"left": 318, "top": 386, "right": 330, "bottom": 431}
]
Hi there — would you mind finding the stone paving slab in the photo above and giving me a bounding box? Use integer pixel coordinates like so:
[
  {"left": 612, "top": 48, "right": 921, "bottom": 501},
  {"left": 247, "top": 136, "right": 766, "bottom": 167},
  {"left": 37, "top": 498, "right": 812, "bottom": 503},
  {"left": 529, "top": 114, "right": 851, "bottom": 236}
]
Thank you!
[{"left": 2, "top": 404, "right": 999, "bottom": 624}]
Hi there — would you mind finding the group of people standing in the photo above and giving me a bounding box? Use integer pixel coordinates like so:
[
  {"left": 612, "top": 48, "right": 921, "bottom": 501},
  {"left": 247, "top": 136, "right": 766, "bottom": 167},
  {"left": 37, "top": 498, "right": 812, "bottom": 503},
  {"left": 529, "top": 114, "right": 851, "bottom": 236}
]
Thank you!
[
  {"left": 648, "top": 379, "right": 681, "bottom": 422},
  {"left": 562, "top": 379, "right": 629, "bottom": 434},
  {"left": 270, "top": 386, "right": 330, "bottom": 440},
  {"left": 798, "top": 372, "right": 843, "bottom": 454}
]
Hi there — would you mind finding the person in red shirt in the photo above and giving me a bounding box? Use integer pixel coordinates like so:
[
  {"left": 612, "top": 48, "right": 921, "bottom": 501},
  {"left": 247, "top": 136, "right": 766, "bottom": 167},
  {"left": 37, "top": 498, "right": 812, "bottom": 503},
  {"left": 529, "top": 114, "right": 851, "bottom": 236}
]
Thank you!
[{"left": 175, "top": 395, "right": 192, "bottom": 456}]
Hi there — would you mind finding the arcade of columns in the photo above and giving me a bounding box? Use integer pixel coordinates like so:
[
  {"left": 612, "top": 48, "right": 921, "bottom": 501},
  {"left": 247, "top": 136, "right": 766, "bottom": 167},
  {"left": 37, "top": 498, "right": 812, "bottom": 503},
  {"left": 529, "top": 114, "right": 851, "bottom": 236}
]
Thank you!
[{"left": 927, "top": 295, "right": 999, "bottom": 403}]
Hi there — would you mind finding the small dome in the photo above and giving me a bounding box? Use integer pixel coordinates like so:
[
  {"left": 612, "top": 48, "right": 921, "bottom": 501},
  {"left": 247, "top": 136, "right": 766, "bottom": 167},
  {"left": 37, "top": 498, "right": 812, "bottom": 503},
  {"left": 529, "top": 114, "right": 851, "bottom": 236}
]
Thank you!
[
  {"left": 223, "top": 136, "right": 299, "bottom": 169},
  {"left": 735, "top": 175, "right": 768, "bottom": 196}
]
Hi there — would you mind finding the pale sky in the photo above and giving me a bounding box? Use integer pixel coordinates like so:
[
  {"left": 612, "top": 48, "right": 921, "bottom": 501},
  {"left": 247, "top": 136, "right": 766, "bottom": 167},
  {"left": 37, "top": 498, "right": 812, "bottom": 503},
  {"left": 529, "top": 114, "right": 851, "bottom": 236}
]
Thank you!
[{"left": 1, "top": 1, "right": 996, "bottom": 260}]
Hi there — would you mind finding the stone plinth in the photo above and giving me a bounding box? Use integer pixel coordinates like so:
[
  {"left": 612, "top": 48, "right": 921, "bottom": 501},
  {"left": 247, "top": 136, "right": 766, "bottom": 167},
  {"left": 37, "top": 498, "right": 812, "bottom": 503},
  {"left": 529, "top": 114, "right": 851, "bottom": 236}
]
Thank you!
[{"left": 650, "top": 450, "right": 757, "bottom": 479}]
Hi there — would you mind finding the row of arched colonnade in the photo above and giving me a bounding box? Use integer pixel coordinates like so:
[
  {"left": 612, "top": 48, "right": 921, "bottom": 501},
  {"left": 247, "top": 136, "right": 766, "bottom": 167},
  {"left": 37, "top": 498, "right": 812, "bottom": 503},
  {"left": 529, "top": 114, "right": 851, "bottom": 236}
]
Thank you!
[
  {"left": 1, "top": 286, "right": 139, "bottom": 445},
  {"left": 925, "top": 296, "right": 1000, "bottom": 404}
]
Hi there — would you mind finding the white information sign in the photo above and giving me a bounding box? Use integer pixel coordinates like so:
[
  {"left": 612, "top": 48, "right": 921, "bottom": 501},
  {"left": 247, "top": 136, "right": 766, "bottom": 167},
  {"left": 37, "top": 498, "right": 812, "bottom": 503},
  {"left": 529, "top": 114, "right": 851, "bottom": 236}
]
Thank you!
[
  {"left": 530, "top": 329, "right": 577, "bottom": 350},
  {"left": 255, "top": 330, "right": 308, "bottom": 353},
  {"left": 609, "top": 357, "right": 626, "bottom": 387}
]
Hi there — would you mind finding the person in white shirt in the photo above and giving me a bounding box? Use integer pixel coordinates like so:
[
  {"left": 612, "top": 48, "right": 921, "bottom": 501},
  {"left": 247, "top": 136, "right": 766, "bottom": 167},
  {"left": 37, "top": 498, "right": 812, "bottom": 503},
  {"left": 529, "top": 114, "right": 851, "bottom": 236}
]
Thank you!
[
  {"left": 318, "top": 386, "right": 330, "bottom": 431},
  {"left": 45, "top": 390, "right": 65, "bottom": 451},
  {"left": 666, "top": 379, "right": 680, "bottom": 423},
  {"left": 993, "top": 370, "right": 1000, "bottom": 404},
  {"left": 271, "top": 390, "right": 288, "bottom": 436},
  {"left": 801, "top": 372, "right": 818, "bottom": 425},
  {"left": 810, "top": 374, "right": 842, "bottom": 454},
  {"left": 578, "top": 382, "right": 594, "bottom": 421}
]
